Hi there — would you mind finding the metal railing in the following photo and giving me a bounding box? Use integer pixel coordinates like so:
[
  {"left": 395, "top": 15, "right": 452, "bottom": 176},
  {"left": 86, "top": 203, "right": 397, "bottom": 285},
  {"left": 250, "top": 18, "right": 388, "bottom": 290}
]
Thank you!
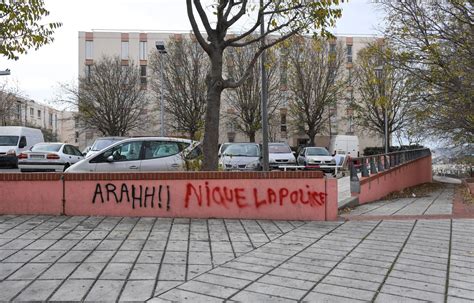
[{"left": 350, "top": 148, "right": 431, "bottom": 193}]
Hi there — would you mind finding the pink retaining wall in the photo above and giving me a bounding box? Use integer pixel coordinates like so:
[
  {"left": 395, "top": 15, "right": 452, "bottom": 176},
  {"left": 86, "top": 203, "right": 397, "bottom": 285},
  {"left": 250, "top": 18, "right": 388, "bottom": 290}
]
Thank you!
[
  {"left": 0, "top": 171, "right": 338, "bottom": 221},
  {"left": 355, "top": 155, "right": 432, "bottom": 204},
  {"left": 0, "top": 174, "right": 63, "bottom": 215}
]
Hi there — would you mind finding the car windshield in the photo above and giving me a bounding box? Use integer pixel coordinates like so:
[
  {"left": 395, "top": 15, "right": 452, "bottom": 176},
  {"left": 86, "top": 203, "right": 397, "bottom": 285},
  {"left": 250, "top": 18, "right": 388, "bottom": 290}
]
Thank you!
[
  {"left": 306, "top": 148, "right": 329, "bottom": 156},
  {"left": 91, "top": 139, "right": 123, "bottom": 151},
  {"left": 224, "top": 144, "right": 260, "bottom": 157},
  {"left": 269, "top": 144, "right": 292, "bottom": 153},
  {"left": 31, "top": 144, "right": 62, "bottom": 152},
  {"left": 0, "top": 136, "right": 19, "bottom": 146}
]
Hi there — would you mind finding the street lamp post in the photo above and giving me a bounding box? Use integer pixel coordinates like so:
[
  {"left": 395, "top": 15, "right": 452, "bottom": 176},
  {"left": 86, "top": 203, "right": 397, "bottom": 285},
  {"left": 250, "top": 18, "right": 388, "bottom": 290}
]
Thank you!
[
  {"left": 375, "top": 66, "right": 389, "bottom": 154},
  {"left": 260, "top": 0, "right": 269, "bottom": 171},
  {"left": 155, "top": 41, "right": 167, "bottom": 137}
]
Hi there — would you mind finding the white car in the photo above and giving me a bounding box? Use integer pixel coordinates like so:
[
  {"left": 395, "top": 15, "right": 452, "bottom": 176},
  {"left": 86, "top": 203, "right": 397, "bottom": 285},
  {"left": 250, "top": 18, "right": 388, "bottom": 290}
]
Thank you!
[
  {"left": 18, "top": 143, "right": 84, "bottom": 172},
  {"left": 66, "top": 137, "right": 201, "bottom": 172},
  {"left": 85, "top": 137, "right": 127, "bottom": 158},
  {"left": 297, "top": 146, "right": 336, "bottom": 173},
  {"left": 219, "top": 143, "right": 262, "bottom": 171},
  {"left": 268, "top": 143, "right": 296, "bottom": 170}
]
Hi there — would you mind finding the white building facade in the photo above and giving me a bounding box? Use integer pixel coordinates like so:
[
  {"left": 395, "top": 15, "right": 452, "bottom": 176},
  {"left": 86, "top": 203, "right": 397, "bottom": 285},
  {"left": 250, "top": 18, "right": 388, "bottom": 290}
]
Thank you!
[{"left": 78, "top": 30, "right": 382, "bottom": 153}]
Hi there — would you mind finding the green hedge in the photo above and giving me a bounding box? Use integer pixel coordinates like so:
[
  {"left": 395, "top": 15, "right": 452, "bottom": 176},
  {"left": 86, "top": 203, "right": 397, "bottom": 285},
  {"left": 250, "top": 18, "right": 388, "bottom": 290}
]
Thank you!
[{"left": 363, "top": 145, "right": 424, "bottom": 156}]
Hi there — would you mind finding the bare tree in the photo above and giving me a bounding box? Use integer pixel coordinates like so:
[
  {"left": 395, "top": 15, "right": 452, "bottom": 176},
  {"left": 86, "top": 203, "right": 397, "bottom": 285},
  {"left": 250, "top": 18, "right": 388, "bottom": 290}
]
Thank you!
[
  {"left": 149, "top": 35, "right": 208, "bottom": 140},
  {"left": 187, "top": 0, "right": 343, "bottom": 170},
  {"left": 62, "top": 56, "right": 149, "bottom": 136},
  {"left": 351, "top": 43, "right": 419, "bottom": 148},
  {"left": 378, "top": 0, "right": 473, "bottom": 144},
  {"left": 286, "top": 37, "right": 347, "bottom": 146},
  {"left": 224, "top": 40, "right": 281, "bottom": 142},
  {"left": 0, "top": 80, "right": 20, "bottom": 125}
]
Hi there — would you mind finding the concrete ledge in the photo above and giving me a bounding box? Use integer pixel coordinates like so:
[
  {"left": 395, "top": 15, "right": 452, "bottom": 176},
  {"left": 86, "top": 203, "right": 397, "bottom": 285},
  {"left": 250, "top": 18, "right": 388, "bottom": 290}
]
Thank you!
[{"left": 338, "top": 196, "right": 359, "bottom": 210}]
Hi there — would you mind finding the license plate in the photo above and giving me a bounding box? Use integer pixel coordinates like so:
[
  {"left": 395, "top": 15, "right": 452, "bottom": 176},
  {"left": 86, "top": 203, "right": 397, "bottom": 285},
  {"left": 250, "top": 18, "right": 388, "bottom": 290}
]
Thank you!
[{"left": 30, "top": 155, "right": 44, "bottom": 159}]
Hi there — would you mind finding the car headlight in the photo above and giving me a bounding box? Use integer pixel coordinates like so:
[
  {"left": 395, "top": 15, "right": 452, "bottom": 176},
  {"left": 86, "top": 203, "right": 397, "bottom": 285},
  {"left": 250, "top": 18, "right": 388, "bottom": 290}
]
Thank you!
[
  {"left": 6, "top": 149, "right": 16, "bottom": 156},
  {"left": 245, "top": 161, "right": 259, "bottom": 168},
  {"left": 331, "top": 159, "right": 336, "bottom": 164}
]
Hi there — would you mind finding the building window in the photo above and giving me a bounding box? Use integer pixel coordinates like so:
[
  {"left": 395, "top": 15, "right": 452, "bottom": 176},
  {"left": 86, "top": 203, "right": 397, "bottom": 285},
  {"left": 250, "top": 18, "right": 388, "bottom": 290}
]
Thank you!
[
  {"left": 139, "top": 41, "right": 147, "bottom": 60},
  {"left": 37, "top": 110, "right": 41, "bottom": 119},
  {"left": 49, "top": 113, "right": 53, "bottom": 127},
  {"left": 280, "top": 112, "right": 287, "bottom": 132},
  {"left": 85, "top": 65, "right": 92, "bottom": 81},
  {"left": 121, "top": 41, "right": 129, "bottom": 60},
  {"left": 140, "top": 65, "right": 147, "bottom": 85},
  {"left": 85, "top": 40, "right": 93, "bottom": 59},
  {"left": 347, "top": 45, "right": 353, "bottom": 63},
  {"left": 30, "top": 108, "right": 34, "bottom": 117},
  {"left": 16, "top": 103, "right": 21, "bottom": 120},
  {"left": 329, "top": 43, "right": 336, "bottom": 54}
]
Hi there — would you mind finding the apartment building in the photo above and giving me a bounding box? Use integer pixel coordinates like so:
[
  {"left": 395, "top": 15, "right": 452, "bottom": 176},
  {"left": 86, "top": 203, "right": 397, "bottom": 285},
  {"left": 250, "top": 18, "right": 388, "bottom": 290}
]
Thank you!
[
  {"left": 78, "top": 30, "right": 382, "bottom": 152},
  {"left": 3, "top": 96, "right": 77, "bottom": 145}
]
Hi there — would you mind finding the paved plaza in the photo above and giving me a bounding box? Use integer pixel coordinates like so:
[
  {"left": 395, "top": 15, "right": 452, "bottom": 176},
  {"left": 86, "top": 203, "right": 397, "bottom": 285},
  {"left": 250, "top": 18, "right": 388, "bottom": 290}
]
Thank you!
[{"left": 0, "top": 182, "right": 473, "bottom": 302}]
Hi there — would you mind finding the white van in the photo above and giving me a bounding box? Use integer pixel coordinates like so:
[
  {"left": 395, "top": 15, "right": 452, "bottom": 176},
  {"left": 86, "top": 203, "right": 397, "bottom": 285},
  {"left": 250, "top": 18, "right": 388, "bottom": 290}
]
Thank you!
[
  {"left": 329, "top": 135, "right": 359, "bottom": 158},
  {"left": 0, "top": 126, "right": 44, "bottom": 168}
]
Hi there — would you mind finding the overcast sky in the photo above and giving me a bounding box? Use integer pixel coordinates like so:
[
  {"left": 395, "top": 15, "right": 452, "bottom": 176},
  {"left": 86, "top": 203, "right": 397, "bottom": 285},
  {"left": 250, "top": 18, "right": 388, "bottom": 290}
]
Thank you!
[{"left": 0, "top": 0, "right": 383, "bottom": 107}]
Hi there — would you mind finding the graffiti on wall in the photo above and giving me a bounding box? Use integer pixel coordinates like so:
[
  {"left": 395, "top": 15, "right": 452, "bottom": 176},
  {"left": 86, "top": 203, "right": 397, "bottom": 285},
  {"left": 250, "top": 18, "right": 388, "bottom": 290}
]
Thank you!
[
  {"left": 92, "top": 183, "right": 170, "bottom": 210},
  {"left": 91, "top": 181, "right": 328, "bottom": 212}
]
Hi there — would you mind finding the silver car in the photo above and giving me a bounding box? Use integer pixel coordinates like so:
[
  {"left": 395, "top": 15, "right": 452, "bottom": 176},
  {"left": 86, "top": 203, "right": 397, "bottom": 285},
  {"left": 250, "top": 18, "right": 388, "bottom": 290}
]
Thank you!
[
  {"left": 268, "top": 143, "right": 296, "bottom": 170},
  {"left": 18, "top": 143, "right": 84, "bottom": 172},
  {"left": 66, "top": 137, "right": 201, "bottom": 172},
  {"left": 219, "top": 143, "right": 261, "bottom": 171},
  {"left": 85, "top": 136, "right": 127, "bottom": 158},
  {"left": 297, "top": 146, "right": 336, "bottom": 173}
]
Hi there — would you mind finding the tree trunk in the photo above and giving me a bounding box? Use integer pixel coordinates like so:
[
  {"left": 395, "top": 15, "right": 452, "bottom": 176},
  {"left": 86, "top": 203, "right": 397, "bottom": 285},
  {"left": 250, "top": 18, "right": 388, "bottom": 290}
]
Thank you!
[
  {"left": 307, "top": 131, "right": 316, "bottom": 147},
  {"left": 201, "top": 51, "right": 224, "bottom": 171},
  {"left": 248, "top": 132, "right": 256, "bottom": 143}
]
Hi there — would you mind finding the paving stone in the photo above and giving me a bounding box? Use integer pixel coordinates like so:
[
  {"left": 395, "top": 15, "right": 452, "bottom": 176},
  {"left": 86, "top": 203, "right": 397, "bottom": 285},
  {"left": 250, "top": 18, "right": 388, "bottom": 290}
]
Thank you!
[
  {"left": 271, "top": 267, "right": 323, "bottom": 282},
  {"left": 57, "top": 250, "right": 90, "bottom": 263},
  {"left": 303, "top": 291, "right": 367, "bottom": 302},
  {"left": 3, "top": 249, "right": 42, "bottom": 262},
  {"left": 31, "top": 250, "right": 66, "bottom": 263},
  {"left": 447, "top": 296, "right": 474, "bottom": 303},
  {"left": 70, "top": 262, "right": 107, "bottom": 279},
  {"left": 96, "top": 239, "right": 123, "bottom": 250},
  {"left": 137, "top": 250, "right": 163, "bottom": 263},
  {"left": 159, "top": 263, "right": 187, "bottom": 281},
  {"left": 15, "top": 279, "right": 63, "bottom": 301},
  {"left": 120, "top": 280, "right": 155, "bottom": 301},
  {"left": 130, "top": 263, "right": 160, "bottom": 279},
  {"left": 385, "top": 276, "right": 445, "bottom": 293},
  {"left": 1, "top": 239, "right": 34, "bottom": 250},
  {"left": 166, "top": 240, "right": 188, "bottom": 251},
  {"left": 245, "top": 281, "right": 307, "bottom": 300},
  {"left": 84, "top": 250, "right": 115, "bottom": 263},
  {"left": 84, "top": 279, "right": 125, "bottom": 301},
  {"left": 322, "top": 275, "right": 380, "bottom": 291},
  {"left": 143, "top": 240, "right": 167, "bottom": 251},
  {"left": 390, "top": 269, "right": 446, "bottom": 285},
  {"left": 312, "top": 283, "right": 376, "bottom": 301},
  {"left": 187, "top": 264, "right": 213, "bottom": 279},
  {"left": 449, "top": 278, "right": 474, "bottom": 290},
  {"left": 39, "top": 262, "right": 78, "bottom": 279},
  {"left": 159, "top": 288, "right": 223, "bottom": 302},
  {"left": 163, "top": 250, "right": 187, "bottom": 264},
  {"left": 48, "top": 239, "right": 79, "bottom": 250},
  {"left": 380, "top": 284, "right": 445, "bottom": 302},
  {"left": 154, "top": 280, "right": 182, "bottom": 296},
  {"left": 0, "top": 280, "right": 30, "bottom": 301},
  {"left": 211, "top": 252, "right": 235, "bottom": 265},
  {"left": 24, "top": 239, "right": 56, "bottom": 250},
  {"left": 375, "top": 292, "right": 427, "bottom": 303},
  {"left": 7, "top": 262, "right": 50, "bottom": 280},
  {"left": 111, "top": 250, "right": 140, "bottom": 263},
  {"left": 209, "top": 266, "right": 262, "bottom": 281},
  {"left": 448, "top": 287, "right": 474, "bottom": 300},
  {"left": 0, "top": 262, "right": 24, "bottom": 279},
  {"left": 195, "top": 273, "right": 249, "bottom": 289},
  {"left": 178, "top": 280, "right": 239, "bottom": 298},
  {"left": 280, "top": 261, "right": 332, "bottom": 275},
  {"left": 100, "top": 262, "right": 133, "bottom": 280},
  {"left": 223, "top": 261, "right": 273, "bottom": 274},
  {"left": 330, "top": 268, "right": 386, "bottom": 283},
  {"left": 72, "top": 239, "right": 101, "bottom": 250},
  {"left": 188, "top": 251, "right": 212, "bottom": 265},
  {"left": 49, "top": 279, "right": 94, "bottom": 301},
  {"left": 231, "top": 290, "right": 297, "bottom": 302}
]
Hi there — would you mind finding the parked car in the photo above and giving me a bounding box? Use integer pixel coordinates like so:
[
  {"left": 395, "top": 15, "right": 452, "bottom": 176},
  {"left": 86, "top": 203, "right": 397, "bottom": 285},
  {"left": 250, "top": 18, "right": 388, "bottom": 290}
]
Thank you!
[
  {"left": 66, "top": 137, "right": 201, "bottom": 172},
  {"left": 18, "top": 143, "right": 84, "bottom": 172},
  {"left": 218, "top": 142, "right": 261, "bottom": 171},
  {"left": 0, "top": 126, "right": 44, "bottom": 168},
  {"left": 297, "top": 146, "right": 336, "bottom": 173},
  {"left": 85, "top": 137, "right": 127, "bottom": 158},
  {"left": 268, "top": 142, "right": 296, "bottom": 170}
]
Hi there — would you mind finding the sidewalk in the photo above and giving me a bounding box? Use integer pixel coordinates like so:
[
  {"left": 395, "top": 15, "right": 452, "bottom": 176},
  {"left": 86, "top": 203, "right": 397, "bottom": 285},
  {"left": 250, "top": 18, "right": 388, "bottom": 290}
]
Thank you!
[{"left": 0, "top": 178, "right": 473, "bottom": 302}]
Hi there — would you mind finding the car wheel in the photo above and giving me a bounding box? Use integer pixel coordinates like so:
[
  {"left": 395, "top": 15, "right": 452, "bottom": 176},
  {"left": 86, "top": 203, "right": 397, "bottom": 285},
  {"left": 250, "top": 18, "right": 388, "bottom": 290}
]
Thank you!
[{"left": 63, "top": 163, "right": 70, "bottom": 172}]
